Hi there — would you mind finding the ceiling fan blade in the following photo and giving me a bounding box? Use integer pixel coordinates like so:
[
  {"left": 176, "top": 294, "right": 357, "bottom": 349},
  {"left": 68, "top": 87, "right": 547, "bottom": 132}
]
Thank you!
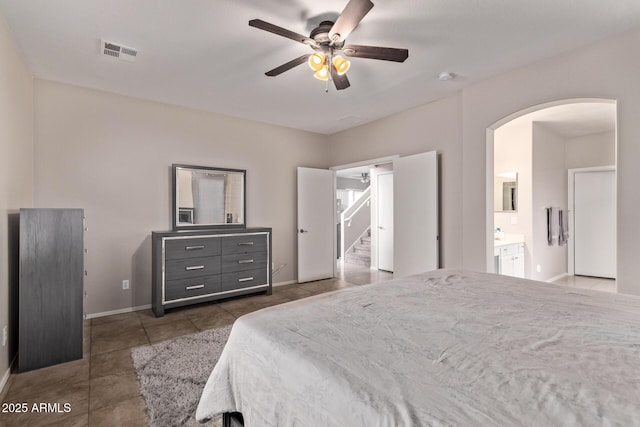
[
  {"left": 331, "top": 65, "right": 351, "bottom": 90},
  {"left": 249, "top": 19, "right": 317, "bottom": 47},
  {"left": 329, "top": 0, "right": 374, "bottom": 45},
  {"left": 265, "top": 54, "right": 311, "bottom": 76},
  {"left": 342, "top": 44, "right": 409, "bottom": 62}
]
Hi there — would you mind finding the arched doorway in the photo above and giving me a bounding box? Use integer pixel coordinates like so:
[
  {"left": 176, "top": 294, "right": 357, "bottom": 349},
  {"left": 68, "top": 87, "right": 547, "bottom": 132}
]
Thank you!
[{"left": 486, "top": 98, "right": 617, "bottom": 290}]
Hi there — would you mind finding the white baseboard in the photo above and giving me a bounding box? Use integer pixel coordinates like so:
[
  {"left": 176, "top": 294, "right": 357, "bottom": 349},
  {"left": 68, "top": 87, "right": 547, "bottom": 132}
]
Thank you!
[
  {"left": 546, "top": 273, "right": 568, "bottom": 283},
  {"left": 273, "top": 280, "right": 297, "bottom": 287},
  {"left": 85, "top": 304, "right": 151, "bottom": 319},
  {"left": 86, "top": 282, "right": 301, "bottom": 318},
  {"left": 0, "top": 356, "right": 16, "bottom": 395}
]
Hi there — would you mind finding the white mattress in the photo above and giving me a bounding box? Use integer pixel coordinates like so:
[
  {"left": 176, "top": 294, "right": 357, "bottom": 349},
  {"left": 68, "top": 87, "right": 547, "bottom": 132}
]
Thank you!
[{"left": 196, "top": 269, "right": 640, "bottom": 426}]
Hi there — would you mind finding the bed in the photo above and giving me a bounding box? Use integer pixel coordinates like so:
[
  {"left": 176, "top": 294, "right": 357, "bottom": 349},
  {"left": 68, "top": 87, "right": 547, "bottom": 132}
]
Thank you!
[{"left": 196, "top": 269, "right": 640, "bottom": 426}]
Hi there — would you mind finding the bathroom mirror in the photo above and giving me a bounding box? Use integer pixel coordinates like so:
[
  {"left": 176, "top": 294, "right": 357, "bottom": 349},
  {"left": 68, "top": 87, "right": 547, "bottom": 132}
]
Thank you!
[
  {"left": 494, "top": 172, "right": 518, "bottom": 212},
  {"left": 172, "top": 164, "right": 246, "bottom": 230}
]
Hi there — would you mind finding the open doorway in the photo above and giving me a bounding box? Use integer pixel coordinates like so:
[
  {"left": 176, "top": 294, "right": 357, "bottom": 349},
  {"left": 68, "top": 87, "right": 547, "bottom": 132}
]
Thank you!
[
  {"left": 488, "top": 99, "right": 617, "bottom": 292},
  {"left": 297, "top": 152, "right": 439, "bottom": 285},
  {"left": 333, "top": 158, "right": 395, "bottom": 285}
]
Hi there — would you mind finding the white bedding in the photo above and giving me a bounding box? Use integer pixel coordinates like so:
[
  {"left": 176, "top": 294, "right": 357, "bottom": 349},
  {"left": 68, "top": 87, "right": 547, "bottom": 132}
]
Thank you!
[{"left": 196, "top": 269, "right": 640, "bottom": 426}]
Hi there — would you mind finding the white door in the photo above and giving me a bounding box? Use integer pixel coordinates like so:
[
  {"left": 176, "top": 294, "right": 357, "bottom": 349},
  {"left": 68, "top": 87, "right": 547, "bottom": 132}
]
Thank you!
[
  {"left": 393, "top": 151, "right": 439, "bottom": 278},
  {"left": 377, "top": 173, "right": 394, "bottom": 272},
  {"left": 574, "top": 170, "right": 616, "bottom": 278},
  {"left": 297, "top": 167, "right": 335, "bottom": 283}
]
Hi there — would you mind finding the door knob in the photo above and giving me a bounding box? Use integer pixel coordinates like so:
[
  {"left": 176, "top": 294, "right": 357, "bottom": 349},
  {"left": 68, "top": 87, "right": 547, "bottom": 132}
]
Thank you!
[
  {"left": 299, "top": 229, "right": 308, "bottom": 233},
  {"left": 378, "top": 226, "right": 384, "bottom": 230}
]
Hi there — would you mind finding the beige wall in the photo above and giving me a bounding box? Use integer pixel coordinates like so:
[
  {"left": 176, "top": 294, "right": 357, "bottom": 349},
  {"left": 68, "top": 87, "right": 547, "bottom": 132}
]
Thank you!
[
  {"left": 532, "top": 123, "right": 568, "bottom": 281},
  {"left": 463, "top": 28, "right": 640, "bottom": 296},
  {"left": 0, "top": 16, "right": 33, "bottom": 382},
  {"left": 33, "top": 80, "right": 328, "bottom": 315},
  {"left": 565, "top": 131, "right": 615, "bottom": 169},
  {"left": 494, "top": 123, "right": 532, "bottom": 236},
  {"left": 494, "top": 123, "right": 533, "bottom": 277},
  {"left": 327, "top": 94, "right": 463, "bottom": 268}
]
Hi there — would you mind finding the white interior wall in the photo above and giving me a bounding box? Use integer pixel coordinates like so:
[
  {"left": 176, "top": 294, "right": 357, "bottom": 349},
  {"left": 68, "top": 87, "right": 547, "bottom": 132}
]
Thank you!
[
  {"left": 0, "top": 15, "right": 33, "bottom": 387},
  {"left": 462, "top": 28, "right": 640, "bottom": 296},
  {"left": 531, "top": 123, "right": 568, "bottom": 281},
  {"left": 494, "top": 123, "right": 533, "bottom": 277},
  {"left": 565, "top": 131, "right": 615, "bottom": 169}
]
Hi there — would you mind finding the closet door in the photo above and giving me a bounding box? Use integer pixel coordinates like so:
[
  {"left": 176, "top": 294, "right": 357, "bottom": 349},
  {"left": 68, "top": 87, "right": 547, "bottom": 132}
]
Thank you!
[
  {"left": 574, "top": 171, "right": 615, "bottom": 279},
  {"left": 20, "top": 209, "right": 84, "bottom": 371}
]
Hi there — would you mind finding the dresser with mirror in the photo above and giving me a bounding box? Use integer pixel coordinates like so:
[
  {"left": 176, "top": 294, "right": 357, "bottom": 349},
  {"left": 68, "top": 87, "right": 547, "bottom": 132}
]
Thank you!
[{"left": 152, "top": 164, "right": 272, "bottom": 317}]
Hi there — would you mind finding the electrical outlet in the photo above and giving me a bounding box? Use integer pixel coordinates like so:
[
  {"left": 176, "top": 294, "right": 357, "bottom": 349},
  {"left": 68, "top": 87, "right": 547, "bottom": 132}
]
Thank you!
[
  {"left": 536, "top": 264, "right": 542, "bottom": 273},
  {"left": 2, "top": 325, "right": 7, "bottom": 347},
  {"left": 122, "top": 279, "right": 130, "bottom": 290}
]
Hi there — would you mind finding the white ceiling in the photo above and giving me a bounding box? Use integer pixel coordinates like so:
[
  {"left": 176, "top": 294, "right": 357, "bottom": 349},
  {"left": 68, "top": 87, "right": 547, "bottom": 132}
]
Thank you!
[
  {"left": 336, "top": 165, "right": 371, "bottom": 179},
  {"left": 1, "top": 0, "right": 638, "bottom": 135},
  {"left": 501, "top": 102, "right": 616, "bottom": 138}
]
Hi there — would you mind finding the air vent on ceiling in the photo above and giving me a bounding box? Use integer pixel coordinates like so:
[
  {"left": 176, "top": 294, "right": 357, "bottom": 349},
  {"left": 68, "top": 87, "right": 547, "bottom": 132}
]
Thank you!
[{"left": 101, "top": 39, "right": 138, "bottom": 62}]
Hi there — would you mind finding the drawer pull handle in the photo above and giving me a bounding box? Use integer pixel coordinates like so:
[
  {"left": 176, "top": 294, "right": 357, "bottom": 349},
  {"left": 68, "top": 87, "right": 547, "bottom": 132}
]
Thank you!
[
  {"left": 185, "top": 265, "right": 205, "bottom": 271},
  {"left": 238, "top": 277, "right": 254, "bottom": 282},
  {"left": 238, "top": 242, "right": 254, "bottom": 246},
  {"left": 185, "top": 245, "right": 205, "bottom": 250},
  {"left": 238, "top": 259, "right": 254, "bottom": 264},
  {"left": 185, "top": 284, "right": 205, "bottom": 290}
]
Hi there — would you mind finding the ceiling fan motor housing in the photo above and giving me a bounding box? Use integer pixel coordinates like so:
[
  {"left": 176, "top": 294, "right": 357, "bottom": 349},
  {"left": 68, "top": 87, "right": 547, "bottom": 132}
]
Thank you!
[{"left": 310, "top": 21, "right": 345, "bottom": 51}]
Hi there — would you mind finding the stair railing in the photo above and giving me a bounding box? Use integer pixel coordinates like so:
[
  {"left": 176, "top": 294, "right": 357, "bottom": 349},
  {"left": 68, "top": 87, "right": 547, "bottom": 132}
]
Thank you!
[{"left": 340, "top": 186, "right": 371, "bottom": 261}]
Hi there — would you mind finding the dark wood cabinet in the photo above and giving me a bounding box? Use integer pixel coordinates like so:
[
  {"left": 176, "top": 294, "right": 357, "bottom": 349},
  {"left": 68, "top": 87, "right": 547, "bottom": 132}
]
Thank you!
[
  {"left": 152, "top": 228, "right": 272, "bottom": 317},
  {"left": 19, "top": 208, "right": 84, "bottom": 372}
]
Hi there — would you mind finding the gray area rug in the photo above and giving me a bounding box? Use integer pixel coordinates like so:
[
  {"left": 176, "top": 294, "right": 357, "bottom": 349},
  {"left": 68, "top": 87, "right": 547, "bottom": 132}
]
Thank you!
[{"left": 131, "top": 325, "right": 233, "bottom": 427}]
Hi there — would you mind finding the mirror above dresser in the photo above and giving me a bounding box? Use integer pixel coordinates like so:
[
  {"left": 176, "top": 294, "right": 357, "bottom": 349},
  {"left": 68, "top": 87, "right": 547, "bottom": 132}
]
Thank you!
[
  {"left": 155, "top": 164, "right": 272, "bottom": 317},
  {"left": 172, "top": 164, "right": 246, "bottom": 230}
]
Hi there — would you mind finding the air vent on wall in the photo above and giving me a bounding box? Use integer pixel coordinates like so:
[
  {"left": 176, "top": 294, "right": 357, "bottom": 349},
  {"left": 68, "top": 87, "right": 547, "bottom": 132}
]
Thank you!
[{"left": 101, "top": 39, "right": 138, "bottom": 62}]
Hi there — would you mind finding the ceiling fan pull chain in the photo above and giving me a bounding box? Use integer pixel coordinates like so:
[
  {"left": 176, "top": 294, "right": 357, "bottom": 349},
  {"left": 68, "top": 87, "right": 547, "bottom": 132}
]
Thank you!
[{"left": 326, "top": 50, "right": 333, "bottom": 93}]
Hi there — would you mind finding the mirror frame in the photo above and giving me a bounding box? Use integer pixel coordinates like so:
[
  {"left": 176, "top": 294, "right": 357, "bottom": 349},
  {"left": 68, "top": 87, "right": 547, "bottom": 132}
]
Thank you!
[
  {"left": 172, "top": 164, "right": 247, "bottom": 230},
  {"left": 494, "top": 172, "right": 518, "bottom": 213}
]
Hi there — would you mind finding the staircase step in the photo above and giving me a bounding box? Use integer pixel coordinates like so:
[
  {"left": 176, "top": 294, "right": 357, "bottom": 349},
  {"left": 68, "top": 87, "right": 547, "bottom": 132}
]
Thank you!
[
  {"left": 345, "top": 252, "right": 370, "bottom": 267},
  {"left": 361, "top": 236, "right": 371, "bottom": 244},
  {"left": 354, "top": 245, "right": 370, "bottom": 254}
]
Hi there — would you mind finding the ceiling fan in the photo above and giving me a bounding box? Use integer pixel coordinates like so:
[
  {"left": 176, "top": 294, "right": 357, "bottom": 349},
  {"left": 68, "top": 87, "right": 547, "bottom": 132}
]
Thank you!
[{"left": 249, "top": 0, "right": 409, "bottom": 91}]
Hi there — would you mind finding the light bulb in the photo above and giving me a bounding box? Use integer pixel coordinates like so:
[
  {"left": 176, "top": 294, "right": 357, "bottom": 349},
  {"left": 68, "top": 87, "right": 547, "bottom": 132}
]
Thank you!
[
  {"left": 332, "top": 55, "right": 351, "bottom": 75},
  {"left": 308, "top": 53, "right": 326, "bottom": 72},
  {"left": 313, "top": 65, "right": 329, "bottom": 81}
]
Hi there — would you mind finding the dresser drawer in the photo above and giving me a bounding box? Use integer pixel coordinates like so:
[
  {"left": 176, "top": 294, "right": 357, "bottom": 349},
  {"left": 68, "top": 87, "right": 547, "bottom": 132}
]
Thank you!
[
  {"left": 221, "top": 234, "right": 268, "bottom": 254},
  {"left": 165, "top": 275, "right": 221, "bottom": 301},
  {"left": 221, "top": 268, "right": 269, "bottom": 292},
  {"left": 165, "top": 256, "right": 221, "bottom": 280},
  {"left": 221, "top": 251, "right": 268, "bottom": 273},
  {"left": 164, "top": 237, "right": 221, "bottom": 260}
]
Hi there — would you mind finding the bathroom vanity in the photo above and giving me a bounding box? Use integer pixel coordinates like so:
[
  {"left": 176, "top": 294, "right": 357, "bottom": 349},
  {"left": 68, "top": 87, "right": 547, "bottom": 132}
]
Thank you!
[{"left": 494, "top": 238, "right": 525, "bottom": 278}]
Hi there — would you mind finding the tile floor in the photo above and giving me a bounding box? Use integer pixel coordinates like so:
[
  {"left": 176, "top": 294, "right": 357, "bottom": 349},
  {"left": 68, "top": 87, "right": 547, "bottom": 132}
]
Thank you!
[
  {"left": 0, "top": 265, "right": 391, "bottom": 426},
  {"left": 551, "top": 274, "right": 616, "bottom": 293}
]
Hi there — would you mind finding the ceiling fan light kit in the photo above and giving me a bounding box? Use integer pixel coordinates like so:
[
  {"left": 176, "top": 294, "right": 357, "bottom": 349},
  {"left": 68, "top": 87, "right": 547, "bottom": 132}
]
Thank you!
[
  {"left": 249, "top": 0, "right": 408, "bottom": 92},
  {"left": 308, "top": 52, "right": 350, "bottom": 82},
  {"left": 333, "top": 55, "right": 351, "bottom": 75},
  {"left": 308, "top": 52, "right": 326, "bottom": 71}
]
